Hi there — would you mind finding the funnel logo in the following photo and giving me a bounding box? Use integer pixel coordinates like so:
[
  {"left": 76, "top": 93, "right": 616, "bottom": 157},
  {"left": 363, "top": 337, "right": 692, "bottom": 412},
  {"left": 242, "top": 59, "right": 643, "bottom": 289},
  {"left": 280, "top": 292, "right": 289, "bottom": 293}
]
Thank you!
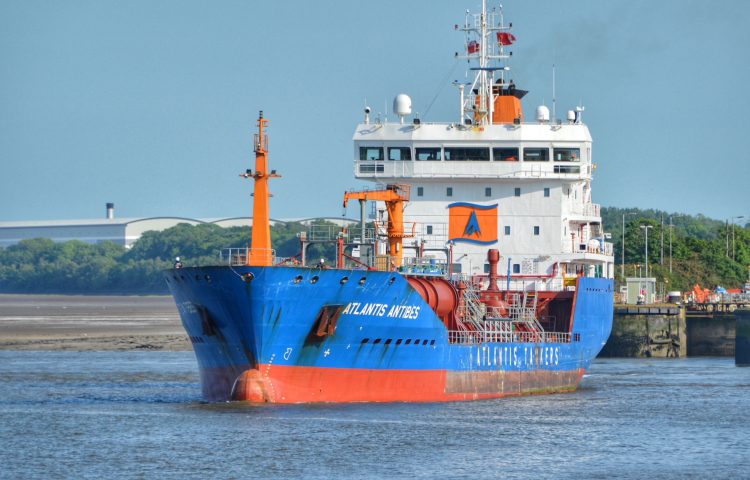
[{"left": 448, "top": 202, "right": 498, "bottom": 245}]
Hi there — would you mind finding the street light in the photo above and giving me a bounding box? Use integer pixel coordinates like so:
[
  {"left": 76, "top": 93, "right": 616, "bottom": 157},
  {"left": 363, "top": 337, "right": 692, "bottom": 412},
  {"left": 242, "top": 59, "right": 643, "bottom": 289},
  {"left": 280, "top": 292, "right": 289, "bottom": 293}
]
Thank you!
[
  {"left": 731, "top": 216, "right": 744, "bottom": 261},
  {"left": 668, "top": 214, "right": 684, "bottom": 274},
  {"left": 621, "top": 212, "right": 636, "bottom": 279},
  {"left": 640, "top": 225, "right": 653, "bottom": 278}
]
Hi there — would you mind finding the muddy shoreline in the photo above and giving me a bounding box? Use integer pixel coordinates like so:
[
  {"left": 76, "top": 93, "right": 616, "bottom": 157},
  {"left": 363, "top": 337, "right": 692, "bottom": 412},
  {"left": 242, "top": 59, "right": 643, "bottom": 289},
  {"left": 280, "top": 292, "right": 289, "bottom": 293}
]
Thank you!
[{"left": 0, "top": 294, "right": 191, "bottom": 351}]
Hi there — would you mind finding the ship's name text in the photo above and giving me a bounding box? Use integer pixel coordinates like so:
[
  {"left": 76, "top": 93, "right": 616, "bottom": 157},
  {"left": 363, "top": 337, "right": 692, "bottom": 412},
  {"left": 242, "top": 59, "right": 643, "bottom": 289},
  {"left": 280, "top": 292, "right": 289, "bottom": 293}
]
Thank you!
[{"left": 342, "top": 302, "right": 420, "bottom": 319}]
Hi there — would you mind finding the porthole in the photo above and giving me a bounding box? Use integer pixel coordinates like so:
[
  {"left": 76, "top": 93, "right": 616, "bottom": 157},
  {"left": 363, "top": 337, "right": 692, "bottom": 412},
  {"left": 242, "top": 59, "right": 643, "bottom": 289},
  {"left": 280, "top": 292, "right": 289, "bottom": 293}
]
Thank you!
[
  {"left": 413, "top": 339, "right": 420, "bottom": 345},
  {"left": 384, "top": 339, "right": 392, "bottom": 345},
  {"left": 396, "top": 339, "right": 403, "bottom": 345},
  {"left": 422, "top": 339, "right": 428, "bottom": 346},
  {"left": 310, "top": 275, "right": 319, "bottom": 284},
  {"left": 340, "top": 276, "right": 349, "bottom": 284},
  {"left": 361, "top": 338, "right": 369, "bottom": 344},
  {"left": 294, "top": 275, "right": 303, "bottom": 284},
  {"left": 358, "top": 277, "right": 367, "bottom": 286},
  {"left": 430, "top": 340, "right": 435, "bottom": 346},
  {"left": 204, "top": 274, "right": 212, "bottom": 282},
  {"left": 373, "top": 338, "right": 382, "bottom": 344},
  {"left": 389, "top": 277, "right": 396, "bottom": 285},
  {"left": 405, "top": 339, "right": 412, "bottom": 345}
]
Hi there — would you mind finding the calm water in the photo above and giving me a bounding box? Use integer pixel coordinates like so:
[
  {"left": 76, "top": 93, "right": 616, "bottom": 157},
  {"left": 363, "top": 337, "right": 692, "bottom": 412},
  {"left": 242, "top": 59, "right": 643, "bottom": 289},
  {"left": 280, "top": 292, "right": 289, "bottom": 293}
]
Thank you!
[{"left": 0, "top": 352, "right": 747, "bottom": 479}]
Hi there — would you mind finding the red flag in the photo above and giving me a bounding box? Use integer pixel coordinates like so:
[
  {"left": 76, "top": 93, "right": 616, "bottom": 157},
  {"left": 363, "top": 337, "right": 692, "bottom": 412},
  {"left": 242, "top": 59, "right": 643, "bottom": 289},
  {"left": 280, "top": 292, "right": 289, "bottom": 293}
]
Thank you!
[
  {"left": 497, "top": 32, "right": 516, "bottom": 46},
  {"left": 467, "top": 40, "right": 480, "bottom": 54}
]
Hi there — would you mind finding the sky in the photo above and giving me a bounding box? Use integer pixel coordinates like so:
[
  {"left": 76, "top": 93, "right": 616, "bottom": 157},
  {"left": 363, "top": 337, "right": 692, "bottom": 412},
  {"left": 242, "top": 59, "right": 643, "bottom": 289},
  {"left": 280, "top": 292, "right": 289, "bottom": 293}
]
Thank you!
[{"left": 1, "top": 0, "right": 748, "bottom": 224}]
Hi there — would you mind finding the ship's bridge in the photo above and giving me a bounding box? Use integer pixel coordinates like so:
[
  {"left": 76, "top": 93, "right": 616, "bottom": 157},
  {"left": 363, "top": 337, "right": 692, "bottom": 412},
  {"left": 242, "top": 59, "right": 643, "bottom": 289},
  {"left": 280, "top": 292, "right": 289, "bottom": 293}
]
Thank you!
[{"left": 353, "top": 121, "right": 593, "bottom": 181}]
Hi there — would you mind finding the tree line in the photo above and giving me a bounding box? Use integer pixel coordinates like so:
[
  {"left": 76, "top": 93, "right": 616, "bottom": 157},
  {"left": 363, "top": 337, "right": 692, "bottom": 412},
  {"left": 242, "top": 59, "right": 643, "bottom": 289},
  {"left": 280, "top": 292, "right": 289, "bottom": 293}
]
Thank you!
[
  {"left": 0, "top": 222, "right": 334, "bottom": 294},
  {"left": 0, "top": 210, "right": 747, "bottom": 294}
]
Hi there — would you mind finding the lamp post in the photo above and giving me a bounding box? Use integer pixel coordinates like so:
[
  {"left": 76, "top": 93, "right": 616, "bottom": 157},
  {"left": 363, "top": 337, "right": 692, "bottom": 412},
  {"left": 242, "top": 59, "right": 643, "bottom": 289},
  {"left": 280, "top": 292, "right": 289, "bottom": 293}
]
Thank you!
[
  {"left": 731, "top": 216, "right": 744, "bottom": 261},
  {"left": 640, "top": 225, "right": 653, "bottom": 278},
  {"left": 668, "top": 215, "right": 684, "bottom": 275},
  {"left": 621, "top": 212, "right": 636, "bottom": 280}
]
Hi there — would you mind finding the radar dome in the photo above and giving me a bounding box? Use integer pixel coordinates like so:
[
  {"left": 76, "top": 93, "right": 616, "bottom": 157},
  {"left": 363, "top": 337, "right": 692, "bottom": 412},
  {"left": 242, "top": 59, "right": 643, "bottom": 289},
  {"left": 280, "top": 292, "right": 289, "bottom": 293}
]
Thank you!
[
  {"left": 393, "top": 94, "right": 412, "bottom": 117},
  {"left": 536, "top": 105, "right": 550, "bottom": 123}
]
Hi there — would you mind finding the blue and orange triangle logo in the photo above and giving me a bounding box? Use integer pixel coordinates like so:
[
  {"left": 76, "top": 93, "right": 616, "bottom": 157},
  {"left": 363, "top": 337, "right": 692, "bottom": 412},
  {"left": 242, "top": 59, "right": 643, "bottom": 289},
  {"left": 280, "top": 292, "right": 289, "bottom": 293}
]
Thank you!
[{"left": 448, "top": 202, "right": 498, "bottom": 245}]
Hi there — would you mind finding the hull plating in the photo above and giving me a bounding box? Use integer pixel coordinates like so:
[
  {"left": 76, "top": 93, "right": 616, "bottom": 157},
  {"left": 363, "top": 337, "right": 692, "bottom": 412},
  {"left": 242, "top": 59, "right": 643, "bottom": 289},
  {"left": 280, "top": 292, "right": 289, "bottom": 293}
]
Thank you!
[{"left": 166, "top": 266, "right": 613, "bottom": 402}]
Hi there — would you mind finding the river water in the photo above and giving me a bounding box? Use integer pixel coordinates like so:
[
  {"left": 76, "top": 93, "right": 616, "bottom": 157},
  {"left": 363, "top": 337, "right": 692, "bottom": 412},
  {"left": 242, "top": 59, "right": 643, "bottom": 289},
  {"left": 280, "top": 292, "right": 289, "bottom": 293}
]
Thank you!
[{"left": 0, "top": 352, "right": 747, "bottom": 479}]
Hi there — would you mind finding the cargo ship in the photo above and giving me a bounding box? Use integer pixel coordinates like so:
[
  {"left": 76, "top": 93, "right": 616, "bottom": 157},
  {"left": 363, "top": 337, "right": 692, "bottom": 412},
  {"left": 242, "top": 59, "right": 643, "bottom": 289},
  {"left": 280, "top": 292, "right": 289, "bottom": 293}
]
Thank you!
[{"left": 166, "top": 1, "right": 615, "bottom": 403}]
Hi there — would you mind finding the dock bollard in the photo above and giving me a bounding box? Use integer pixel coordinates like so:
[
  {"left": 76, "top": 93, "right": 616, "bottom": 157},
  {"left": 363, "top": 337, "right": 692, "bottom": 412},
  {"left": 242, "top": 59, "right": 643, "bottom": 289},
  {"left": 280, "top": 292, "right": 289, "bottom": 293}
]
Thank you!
[{"left": 736, "top": 308, "right": 750, "bottom": 367}]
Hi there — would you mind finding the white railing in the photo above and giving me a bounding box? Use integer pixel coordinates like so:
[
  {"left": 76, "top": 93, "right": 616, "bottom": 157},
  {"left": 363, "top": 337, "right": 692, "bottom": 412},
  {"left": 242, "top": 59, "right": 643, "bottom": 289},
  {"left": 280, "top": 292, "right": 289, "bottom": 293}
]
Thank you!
[
  {"left": 219, "top": 248, "right": 276, "bottom": 266},
  {"left": 570, "top": 202, "right": 600, "bottom": 217},
  {"left": 447, "top": 329, "right": 571, "bottom": 345}
]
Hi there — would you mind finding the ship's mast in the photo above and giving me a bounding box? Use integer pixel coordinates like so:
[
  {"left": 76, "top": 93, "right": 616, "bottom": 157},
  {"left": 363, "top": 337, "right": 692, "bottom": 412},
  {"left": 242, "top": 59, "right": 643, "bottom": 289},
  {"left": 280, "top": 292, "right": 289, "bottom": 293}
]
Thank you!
[
  {"left": 241, "top": 111, "right": 280, "bottom": 266},
  {"left": 456, "top": 1, "right": 516, "bottom": 126}
]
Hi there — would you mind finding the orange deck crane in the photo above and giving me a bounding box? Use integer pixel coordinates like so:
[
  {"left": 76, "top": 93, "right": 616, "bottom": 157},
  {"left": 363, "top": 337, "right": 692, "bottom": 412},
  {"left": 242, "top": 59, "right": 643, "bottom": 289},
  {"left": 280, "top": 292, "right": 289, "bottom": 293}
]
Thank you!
[{"left": 343, "top": 184, "right": 411, "bottom": 269}]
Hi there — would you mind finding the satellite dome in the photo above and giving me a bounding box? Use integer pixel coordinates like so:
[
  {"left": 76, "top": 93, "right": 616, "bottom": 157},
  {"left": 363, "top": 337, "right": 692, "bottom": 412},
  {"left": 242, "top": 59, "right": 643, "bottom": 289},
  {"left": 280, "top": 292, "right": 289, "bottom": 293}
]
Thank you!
[
  {"left": 536, "top": 105, "right": 550, "bottom": 123},
  {"left": 393, "top": 94, "right": 412, "bottom": 117}
]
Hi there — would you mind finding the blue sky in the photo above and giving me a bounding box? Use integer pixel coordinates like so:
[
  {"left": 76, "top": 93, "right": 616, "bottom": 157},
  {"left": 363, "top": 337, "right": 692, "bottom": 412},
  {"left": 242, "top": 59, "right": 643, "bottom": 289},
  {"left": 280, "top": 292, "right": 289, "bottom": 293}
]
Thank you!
[{"left": 1, "top": 0, "right": 748, "bottom": 223}]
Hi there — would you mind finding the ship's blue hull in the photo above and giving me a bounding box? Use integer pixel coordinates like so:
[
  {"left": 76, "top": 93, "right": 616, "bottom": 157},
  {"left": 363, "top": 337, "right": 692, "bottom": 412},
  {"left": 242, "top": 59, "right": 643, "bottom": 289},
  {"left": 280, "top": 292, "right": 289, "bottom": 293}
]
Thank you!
[{"left": 166, "top": 266, "right": 613, "bottom": 402}]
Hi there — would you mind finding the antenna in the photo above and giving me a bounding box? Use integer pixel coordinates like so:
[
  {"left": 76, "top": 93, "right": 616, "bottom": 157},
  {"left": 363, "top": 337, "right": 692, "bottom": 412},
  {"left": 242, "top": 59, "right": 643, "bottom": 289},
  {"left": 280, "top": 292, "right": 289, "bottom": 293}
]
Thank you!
[{"left": 552, "top": 63, "right": 556, "bottom": 121}]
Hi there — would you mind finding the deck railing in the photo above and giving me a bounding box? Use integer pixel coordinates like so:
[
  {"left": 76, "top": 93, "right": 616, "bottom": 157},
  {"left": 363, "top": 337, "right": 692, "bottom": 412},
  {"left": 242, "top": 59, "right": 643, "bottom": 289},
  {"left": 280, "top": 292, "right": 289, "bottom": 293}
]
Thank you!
[
  {"left": 447, "top": 330, "right": 571, "bottom": 345},
  {"left": 219, "top": 248, "right": 276, "bottom": 266}
]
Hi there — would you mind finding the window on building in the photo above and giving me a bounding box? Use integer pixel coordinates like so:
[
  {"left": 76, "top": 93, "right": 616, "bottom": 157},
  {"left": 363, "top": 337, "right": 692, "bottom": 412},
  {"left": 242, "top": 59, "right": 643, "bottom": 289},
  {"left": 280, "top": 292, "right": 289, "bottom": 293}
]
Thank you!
[
  {"left": 534, "top": 226, "right": 540, "bottom": 235},
  {"left": 504, "top": 226, "right": 511, "bottom": 235},
  {"left": 444, "top": 147, "right": 490, "bottom": 161},
  {"left": 544, "top": 187, "right": 550, "bottom": 197},
  {"left": 485, "top": 187, "right": 492, "bottom": 197},
  {"left": 426, "top": 225, "right": 433, "bottom": 235},
  {"left": 388, "top": 147, "right": 412, "bottom": 161},
  {"left": 512, "top": 263, "right": 521, "bottom": 274},
  {"left": 514, "top": 187, "right": 521, "bottom": 197},
  {"left": 492, "top": 147, "right": 519, "bottom": 161},
  {"left": 446, "top": 187, "right": 453, "bottom": 197},
  {"left": 417, "top": 186, "right": 424, "bottom": 197},
  {"left": 553, "top": 148, "right": 580, "bottom": 162},
  {"left": 359, "top": 146, "right": 383, "bottom": 161},
  {"left": 523, "top": 148, "right": 549, "bottom": 162},
  {"left": 415, "top": 147, "right": 442, "bottom": 161}
]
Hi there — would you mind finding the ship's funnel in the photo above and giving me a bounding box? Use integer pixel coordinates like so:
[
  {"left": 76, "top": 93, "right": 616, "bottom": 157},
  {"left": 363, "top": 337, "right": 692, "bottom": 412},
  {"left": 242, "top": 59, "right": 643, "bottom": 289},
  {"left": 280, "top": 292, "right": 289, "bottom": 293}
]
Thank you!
[{"left": 106, "top": 202, "right": 114, "bottom": 219}]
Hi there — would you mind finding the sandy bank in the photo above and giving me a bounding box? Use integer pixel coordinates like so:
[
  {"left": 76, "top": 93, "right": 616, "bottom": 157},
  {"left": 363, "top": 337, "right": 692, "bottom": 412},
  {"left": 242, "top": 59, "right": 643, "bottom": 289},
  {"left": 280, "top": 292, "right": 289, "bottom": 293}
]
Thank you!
[{"left": 0, "top": 294, "right": 191, "bottom": 351}]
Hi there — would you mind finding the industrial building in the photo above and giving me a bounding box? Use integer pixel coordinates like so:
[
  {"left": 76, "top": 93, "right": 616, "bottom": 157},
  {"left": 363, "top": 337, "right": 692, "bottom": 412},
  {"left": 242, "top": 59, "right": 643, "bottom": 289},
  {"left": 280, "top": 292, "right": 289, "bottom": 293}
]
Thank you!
[{"left": 0, "top": 203, "right": 355, "bottom": 248}]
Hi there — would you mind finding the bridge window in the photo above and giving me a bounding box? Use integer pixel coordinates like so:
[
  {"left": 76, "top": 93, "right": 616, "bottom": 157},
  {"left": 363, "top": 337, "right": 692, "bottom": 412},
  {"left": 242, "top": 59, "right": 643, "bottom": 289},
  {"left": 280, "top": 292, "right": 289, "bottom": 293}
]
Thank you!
[
  {"left": 426, "top": 225, "right": 433, "bottom": 235},
  {"left": 544, "top": 187, "right": 550, "bottom": 197},
  {"left": 485, "top": 187, "right": 492, "bottom": 197},
  {"left": 359, "top": 146, "right": 383, "bottom": 161},
  {"left": 554, "top": 165, "right": 581, "bottom": 174},
  {"left": 514, "top": 187, "right": 521, "bottom": 197},
  {"left": 513, "top": 264, "right": 521, "bottom": 274},
  {"left": 504, "top": 226, "right": 511, "bottom": 235},
  {"left": 444, "top": 147, "right": 490, "bottom": 161},
  {"left": 523, "top": 148, "right": 549, "bottom": 161},
  {"left": 415, "top": 147, "right": 442, "bottom": 161},
  {"left": 493, "top": 147, "right": 519, "bottom": 161},
  {"left": 388, "top": 147, "right": 411, "bottom": 161},
  {"left": 534, "top": 226, "right": 540, "bottom": 235},
  {"left": 553, "top": 148, "right": 580, "bottom": 162},
  {"left": 359, "top": 164, "right": 384, "bottom": 173},
  {"left": 446, "top": 187, "right": 453, "bottom": 197},
  {"left": 417, "top": 187, "right": 424, "bottom": 197}
]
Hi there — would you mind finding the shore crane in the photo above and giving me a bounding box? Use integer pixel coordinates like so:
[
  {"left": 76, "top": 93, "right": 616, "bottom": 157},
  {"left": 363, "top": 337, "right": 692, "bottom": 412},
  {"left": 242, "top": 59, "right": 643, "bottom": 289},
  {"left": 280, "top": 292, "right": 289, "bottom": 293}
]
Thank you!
[{"left": 343, "top": 184, "right": 411, "bottom": 269}]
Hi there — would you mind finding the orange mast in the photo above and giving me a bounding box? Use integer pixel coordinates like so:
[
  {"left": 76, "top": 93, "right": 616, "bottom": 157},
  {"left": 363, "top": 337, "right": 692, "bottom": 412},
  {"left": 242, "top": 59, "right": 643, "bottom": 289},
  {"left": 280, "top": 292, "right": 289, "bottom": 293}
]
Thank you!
[{"left": 241, "top": 111, "right": 280, "bottom": 266}]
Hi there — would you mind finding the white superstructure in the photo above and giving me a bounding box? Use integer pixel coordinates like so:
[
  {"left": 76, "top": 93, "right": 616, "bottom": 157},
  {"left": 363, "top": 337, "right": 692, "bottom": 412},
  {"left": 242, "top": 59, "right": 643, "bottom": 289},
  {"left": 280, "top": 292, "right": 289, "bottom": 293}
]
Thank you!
[{"left": 352, "top": 1, "right": 614, "bottom": 290}]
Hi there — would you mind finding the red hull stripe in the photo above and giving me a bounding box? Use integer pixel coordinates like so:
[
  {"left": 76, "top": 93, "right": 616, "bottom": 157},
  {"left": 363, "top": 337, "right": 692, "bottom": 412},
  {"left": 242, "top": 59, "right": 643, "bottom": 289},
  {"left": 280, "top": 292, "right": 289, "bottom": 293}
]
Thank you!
[{"left": 226, "top": 365, "right": 585, "bottom": 403}]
